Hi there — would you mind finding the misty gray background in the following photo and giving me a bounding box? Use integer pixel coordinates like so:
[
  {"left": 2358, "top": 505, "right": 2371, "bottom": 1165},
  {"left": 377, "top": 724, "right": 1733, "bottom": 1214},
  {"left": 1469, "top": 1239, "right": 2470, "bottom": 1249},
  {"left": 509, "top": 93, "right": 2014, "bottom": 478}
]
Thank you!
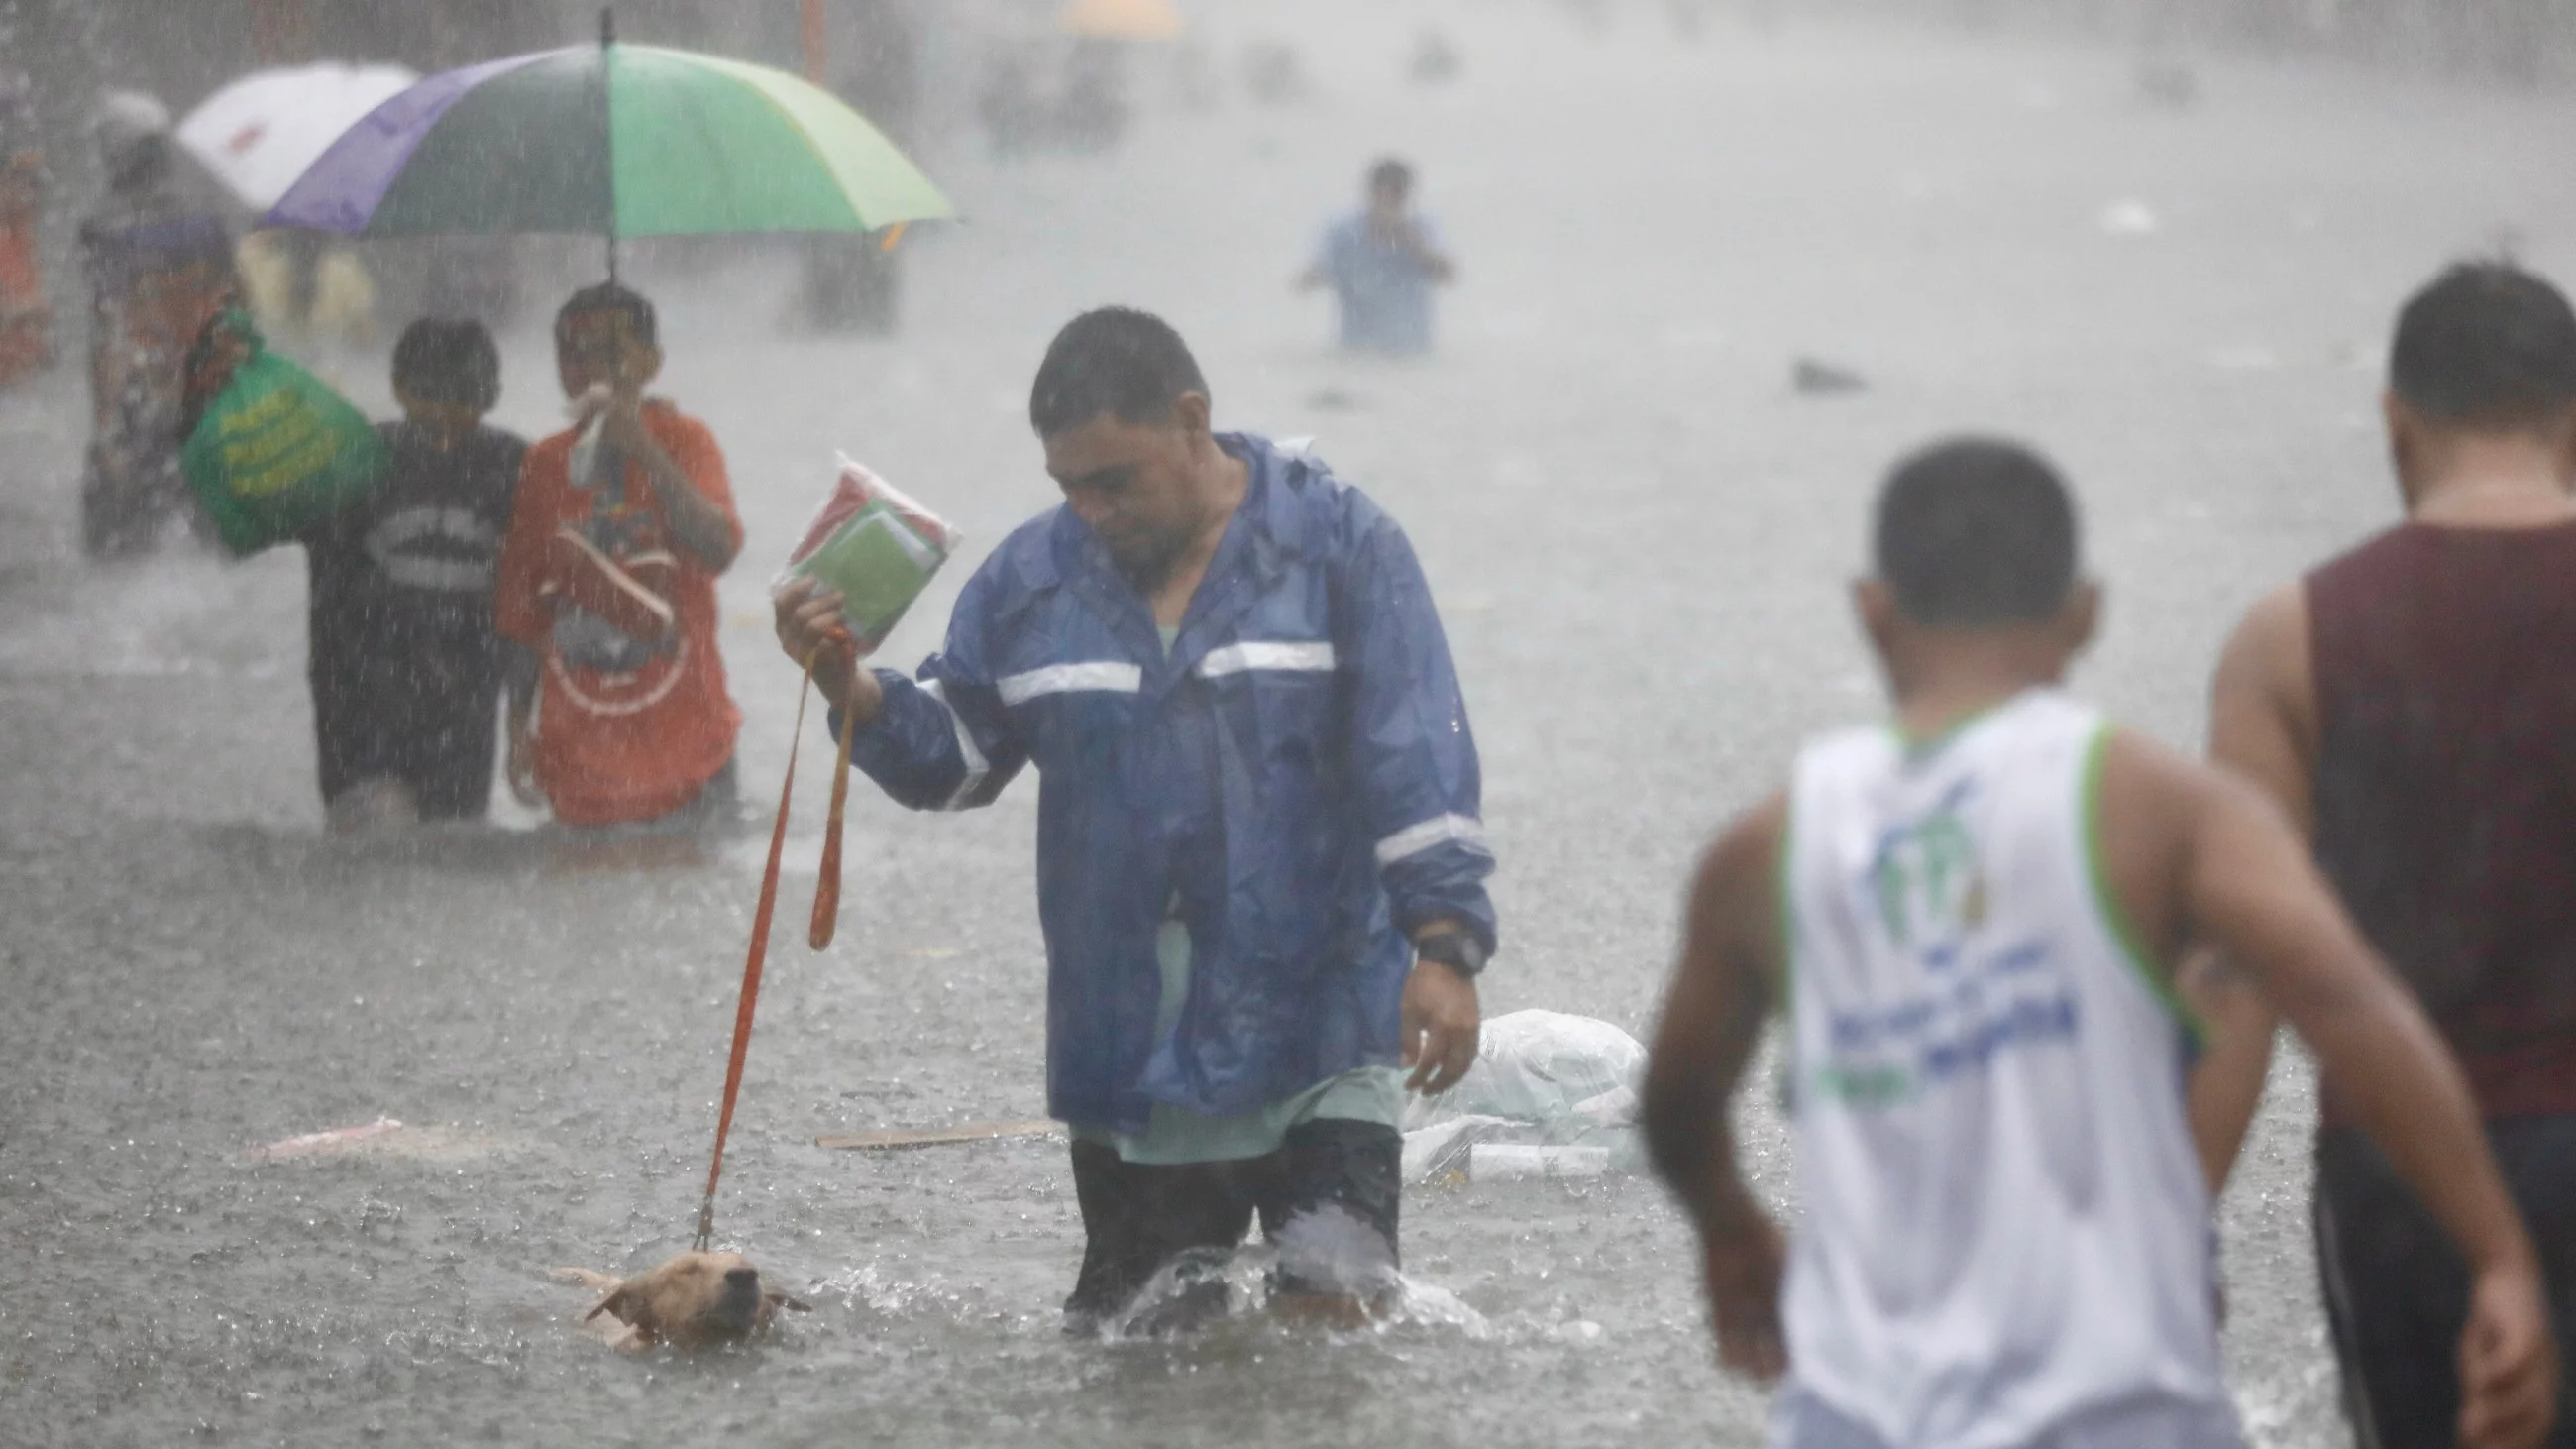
[{"left": 2, "top": 0, "right": 2571, "bottom": 1444}]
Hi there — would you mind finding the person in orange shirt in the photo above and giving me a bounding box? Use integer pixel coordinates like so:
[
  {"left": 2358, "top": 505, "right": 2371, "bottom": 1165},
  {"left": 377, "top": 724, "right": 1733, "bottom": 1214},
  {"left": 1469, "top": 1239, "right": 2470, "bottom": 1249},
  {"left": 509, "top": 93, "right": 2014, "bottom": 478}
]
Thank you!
[{"left": 493, "top": 283, "right": 744, "bottom": 831}]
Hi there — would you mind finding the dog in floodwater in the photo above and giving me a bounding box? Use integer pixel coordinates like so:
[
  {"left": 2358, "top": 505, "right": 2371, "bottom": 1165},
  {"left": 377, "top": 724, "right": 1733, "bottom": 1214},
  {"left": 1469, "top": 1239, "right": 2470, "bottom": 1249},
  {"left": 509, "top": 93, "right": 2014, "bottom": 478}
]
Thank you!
[{"left": 552, "top": 1251, "right": 807, "bottom": 1350}]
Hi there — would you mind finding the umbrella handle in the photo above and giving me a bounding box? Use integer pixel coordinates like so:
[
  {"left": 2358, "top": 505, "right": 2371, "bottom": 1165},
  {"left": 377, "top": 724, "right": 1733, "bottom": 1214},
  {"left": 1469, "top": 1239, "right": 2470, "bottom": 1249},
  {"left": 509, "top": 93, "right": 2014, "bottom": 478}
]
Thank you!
[{"left": 600, "top": 6, "right": 619, "bottom": 282}]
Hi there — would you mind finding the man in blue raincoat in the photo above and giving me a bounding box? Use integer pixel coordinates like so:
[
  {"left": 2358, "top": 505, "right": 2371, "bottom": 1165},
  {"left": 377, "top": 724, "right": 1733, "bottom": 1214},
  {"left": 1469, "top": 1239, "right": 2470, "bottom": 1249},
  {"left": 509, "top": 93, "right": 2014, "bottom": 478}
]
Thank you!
[{"left": 775, "top": 307, "right": 1495, "bottom": 1333}]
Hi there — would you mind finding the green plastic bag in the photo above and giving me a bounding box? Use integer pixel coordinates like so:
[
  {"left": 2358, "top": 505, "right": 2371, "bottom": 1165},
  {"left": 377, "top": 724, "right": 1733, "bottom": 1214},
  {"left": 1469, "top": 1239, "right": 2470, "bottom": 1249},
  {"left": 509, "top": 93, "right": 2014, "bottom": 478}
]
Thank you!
[
  {"left": 777, "top": 456, "right": 961, "bottom": 656},
  {"left": 180, "top": 311, "right": 383, "bottom": 556}
]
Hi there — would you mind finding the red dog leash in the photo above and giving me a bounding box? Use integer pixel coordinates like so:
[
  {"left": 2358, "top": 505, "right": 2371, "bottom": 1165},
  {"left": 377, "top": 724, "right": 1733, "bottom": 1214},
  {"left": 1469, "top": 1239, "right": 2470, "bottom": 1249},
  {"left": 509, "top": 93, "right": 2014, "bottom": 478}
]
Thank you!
[
  {"left": 694, "top": 656, "right": 815, "bottom": 1251},
  {"left": 809, "top": 687, "right": 858, "bottom": 948},
  {"left": 694, "top": 642, "right": 862, "bottom": 1249}
]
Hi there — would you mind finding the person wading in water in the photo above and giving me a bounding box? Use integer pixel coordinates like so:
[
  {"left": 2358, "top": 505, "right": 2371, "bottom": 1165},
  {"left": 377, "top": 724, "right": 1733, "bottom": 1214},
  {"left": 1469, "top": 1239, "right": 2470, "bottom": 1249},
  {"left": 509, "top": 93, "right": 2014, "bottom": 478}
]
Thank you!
[
  {"left": 775, "top": 308, "right": 1495, "bottom": 1333},
  {"left": 1646, "top": 437, "right": 2557, "bottom": 1449},
  {"left": 2199, "top": 260, "right": 2576, "bottom": 1448}
]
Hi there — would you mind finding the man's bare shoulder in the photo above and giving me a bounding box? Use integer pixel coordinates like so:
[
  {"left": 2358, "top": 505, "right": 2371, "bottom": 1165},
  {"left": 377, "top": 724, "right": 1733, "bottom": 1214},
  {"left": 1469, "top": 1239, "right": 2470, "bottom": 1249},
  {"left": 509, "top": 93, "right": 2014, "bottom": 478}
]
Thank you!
[
  {"left": 1695, "top": 791, "right": 1789, "bottom": 893},
  {"left": 2092, "top": 724, "right": 2272, "bottom": 960},
  {"left": 2209, "top": 579, "right": 2320, "bottom": 819},
  {"left": 2213, "top": 582, "right": 2312, "bottom": 712},
  {"left": 2095, "top": 721, "right": 2312, "bottom": 946},
  {"left": 2097, "top": 725, "right": 2236, "bottom": 820},
  {"left": 2101, "top": 722, "right": 2307, "bottom": 836},
  {"left": 1685, "top": 790, "right": 1791, "bottom": 967}
]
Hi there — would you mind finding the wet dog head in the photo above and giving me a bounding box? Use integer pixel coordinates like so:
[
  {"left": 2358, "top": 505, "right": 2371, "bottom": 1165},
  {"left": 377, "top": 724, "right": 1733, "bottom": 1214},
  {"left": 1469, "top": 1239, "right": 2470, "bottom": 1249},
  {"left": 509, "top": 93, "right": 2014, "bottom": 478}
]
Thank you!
[{"left": 585, "top": 1251, "right": 799, "bottom": 1348}]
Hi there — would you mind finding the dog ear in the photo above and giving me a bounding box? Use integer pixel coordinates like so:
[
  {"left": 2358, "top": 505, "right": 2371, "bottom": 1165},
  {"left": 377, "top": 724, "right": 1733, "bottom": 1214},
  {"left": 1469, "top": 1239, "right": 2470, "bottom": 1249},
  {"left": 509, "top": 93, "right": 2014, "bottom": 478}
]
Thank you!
[{"left": 587, "top": 1283, "right": 634, "bottom": 1324}]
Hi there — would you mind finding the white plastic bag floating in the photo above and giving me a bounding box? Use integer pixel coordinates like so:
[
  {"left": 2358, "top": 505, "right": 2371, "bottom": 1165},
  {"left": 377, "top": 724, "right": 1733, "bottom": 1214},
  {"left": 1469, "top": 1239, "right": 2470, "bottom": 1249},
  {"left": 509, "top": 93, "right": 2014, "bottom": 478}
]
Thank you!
[
  {"left": 1407, "top": 1009, "right": 1645, "bottom": 1128},
  {"left": 1402, "top": 1010, "right": 1650, "bottom": 1180}
]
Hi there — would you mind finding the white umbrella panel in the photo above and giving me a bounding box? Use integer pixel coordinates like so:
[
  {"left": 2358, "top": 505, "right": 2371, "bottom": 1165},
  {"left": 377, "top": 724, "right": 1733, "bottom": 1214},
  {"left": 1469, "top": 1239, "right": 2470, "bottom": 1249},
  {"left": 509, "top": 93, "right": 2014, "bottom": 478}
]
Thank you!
[{"left": 177, "top": 63, "right": 419, "bottom": 212}]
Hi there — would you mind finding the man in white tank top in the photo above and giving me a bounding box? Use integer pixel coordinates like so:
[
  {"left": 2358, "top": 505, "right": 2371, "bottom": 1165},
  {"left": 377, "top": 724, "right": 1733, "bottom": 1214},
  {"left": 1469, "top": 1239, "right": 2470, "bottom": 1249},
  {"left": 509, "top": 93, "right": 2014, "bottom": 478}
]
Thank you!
[{"left": 1642, "top": 439, "right": 2558, "bottom": 1449}]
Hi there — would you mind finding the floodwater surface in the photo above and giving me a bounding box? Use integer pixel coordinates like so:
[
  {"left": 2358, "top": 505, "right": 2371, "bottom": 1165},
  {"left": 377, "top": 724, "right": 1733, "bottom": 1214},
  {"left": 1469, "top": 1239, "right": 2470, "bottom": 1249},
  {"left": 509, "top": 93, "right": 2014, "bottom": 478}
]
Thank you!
[{"left": 5, "top": 2, "right": 2572, "bottom": 1444}]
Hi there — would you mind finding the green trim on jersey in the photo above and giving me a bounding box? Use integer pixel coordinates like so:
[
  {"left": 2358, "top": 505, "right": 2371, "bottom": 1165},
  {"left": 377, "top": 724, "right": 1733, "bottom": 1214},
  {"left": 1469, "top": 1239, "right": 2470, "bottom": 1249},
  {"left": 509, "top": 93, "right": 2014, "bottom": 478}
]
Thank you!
[
  {"left": 1775, "top": 806, "right": 1797, "bottom": 999},
  {"left": 2081, "top": 725, "right": 2206, "bottom": 1049},
  {"left": 1774, "top": 804, "right": 1799, "bottom": 1117}
]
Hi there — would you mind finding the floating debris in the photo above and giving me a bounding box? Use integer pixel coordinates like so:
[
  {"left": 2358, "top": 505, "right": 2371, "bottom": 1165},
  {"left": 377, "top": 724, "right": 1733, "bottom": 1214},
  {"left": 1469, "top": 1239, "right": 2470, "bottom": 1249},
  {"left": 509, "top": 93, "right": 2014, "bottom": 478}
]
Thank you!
[
  {"left": 1792, "top": 357, "right": 1869, "bottom": 395},
  {"left": 1410, "top": 30, "right": 1463, "bottom": 86},
  {"left": 246, "top": 1118, "right": 527, "bottom": 1165},
  {"left": 249, "top": 1117, "right": 405, "bottom": 1161},
  {"left": 815, "top": 1119, "right": 1063, "bottom": 1152}
]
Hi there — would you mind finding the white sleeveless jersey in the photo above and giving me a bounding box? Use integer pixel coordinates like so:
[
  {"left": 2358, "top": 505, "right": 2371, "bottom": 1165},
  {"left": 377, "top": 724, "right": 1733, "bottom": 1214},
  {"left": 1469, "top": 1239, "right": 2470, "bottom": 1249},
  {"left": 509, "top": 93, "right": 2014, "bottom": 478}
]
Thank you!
[{"left": 1777, "top": 689, "right": 2227, "bottom": 1449}]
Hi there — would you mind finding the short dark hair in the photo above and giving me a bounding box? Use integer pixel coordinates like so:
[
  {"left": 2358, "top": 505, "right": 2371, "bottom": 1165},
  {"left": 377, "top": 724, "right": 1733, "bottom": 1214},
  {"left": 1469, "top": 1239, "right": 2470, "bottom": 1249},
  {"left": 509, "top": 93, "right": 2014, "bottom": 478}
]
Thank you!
[
  {"left": 555, "top": 280, "right": 658, "bottom": 351},
  {"left": 1368, "top": 157, "right": 1414, "bottom": 195},
  {"left": 2389, "top": 261, "right": 2576, "bottom": 431},
  {"left": 1027, "top": 307, "right": 1208, "bottom": 438},
  {"left": 391, "top": 317, "right": 500, "bottom": 411},
  {"left": 1874, "top": 437, "right": 2079, "bottom": 627}
]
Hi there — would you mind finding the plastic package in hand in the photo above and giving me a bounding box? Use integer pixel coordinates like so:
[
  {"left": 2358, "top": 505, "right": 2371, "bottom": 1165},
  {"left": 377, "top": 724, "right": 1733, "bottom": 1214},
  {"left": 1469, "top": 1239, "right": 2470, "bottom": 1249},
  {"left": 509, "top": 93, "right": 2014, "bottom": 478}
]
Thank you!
[{"left": 775, "top": 455, "right": 962, "bottom": 658}]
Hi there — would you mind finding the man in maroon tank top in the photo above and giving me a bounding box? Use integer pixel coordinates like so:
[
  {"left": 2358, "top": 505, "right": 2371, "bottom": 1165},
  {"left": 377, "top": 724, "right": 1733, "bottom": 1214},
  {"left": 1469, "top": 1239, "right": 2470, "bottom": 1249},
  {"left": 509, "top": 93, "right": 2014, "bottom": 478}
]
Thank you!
[{"left": 2205, "top": 261, "right": 2576, "bottom": 1448}]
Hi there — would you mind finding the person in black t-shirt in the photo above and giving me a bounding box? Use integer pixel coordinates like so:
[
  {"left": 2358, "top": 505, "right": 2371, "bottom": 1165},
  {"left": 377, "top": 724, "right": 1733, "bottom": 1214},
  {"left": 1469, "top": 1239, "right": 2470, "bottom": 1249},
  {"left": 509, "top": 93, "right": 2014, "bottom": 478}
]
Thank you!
[{"left": 304, "top": 318, "right": 527, "bottom": 829}]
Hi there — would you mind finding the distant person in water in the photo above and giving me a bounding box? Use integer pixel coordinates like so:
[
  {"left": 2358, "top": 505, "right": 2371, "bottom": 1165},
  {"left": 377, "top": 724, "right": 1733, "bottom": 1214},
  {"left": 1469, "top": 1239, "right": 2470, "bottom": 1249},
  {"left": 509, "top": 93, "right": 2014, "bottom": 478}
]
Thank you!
[
  {"left": 77, "top": 91, "right": 235, "bottom": 557},
  {"left": 1298, "top": 158, "right": 1454, "bottom": 357},
  {"left": 2199, "top": 260, "right": 2576, "bottom": 1448},
  {"left": 303, "top": 318, "right": 525, "bottom": 831},
  {"left": 1644, "top": 438, "right": 2558, "bottom": 1449}
]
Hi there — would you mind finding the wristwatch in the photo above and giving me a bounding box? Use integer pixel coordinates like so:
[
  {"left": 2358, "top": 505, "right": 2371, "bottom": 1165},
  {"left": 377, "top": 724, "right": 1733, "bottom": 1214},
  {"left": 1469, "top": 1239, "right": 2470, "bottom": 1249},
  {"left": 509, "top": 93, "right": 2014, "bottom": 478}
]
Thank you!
[{"left": 1415, "top": 930, "right": 1488, "bottom": 979}]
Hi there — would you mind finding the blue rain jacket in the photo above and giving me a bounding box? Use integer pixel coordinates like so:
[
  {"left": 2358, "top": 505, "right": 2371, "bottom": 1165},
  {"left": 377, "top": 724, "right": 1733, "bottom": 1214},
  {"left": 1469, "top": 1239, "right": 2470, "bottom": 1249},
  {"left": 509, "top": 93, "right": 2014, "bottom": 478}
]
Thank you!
[{"left": 842, "top": 433, "right": 1495, "bottom": 1131}]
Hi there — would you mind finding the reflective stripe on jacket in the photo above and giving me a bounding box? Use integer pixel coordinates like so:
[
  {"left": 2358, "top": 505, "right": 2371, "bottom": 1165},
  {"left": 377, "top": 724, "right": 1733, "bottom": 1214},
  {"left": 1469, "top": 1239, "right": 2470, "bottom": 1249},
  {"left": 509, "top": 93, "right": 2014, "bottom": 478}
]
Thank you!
[{"left": 846, "top": 433, "right": 1495, "bottom": 1129}]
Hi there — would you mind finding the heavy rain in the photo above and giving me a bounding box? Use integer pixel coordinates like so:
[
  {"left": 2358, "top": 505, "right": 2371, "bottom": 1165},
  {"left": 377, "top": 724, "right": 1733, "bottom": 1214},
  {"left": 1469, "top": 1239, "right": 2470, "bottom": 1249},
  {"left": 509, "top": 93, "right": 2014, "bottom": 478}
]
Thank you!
[{"left": 2, "top": 0, "right": 2574, "bottom": 1445}]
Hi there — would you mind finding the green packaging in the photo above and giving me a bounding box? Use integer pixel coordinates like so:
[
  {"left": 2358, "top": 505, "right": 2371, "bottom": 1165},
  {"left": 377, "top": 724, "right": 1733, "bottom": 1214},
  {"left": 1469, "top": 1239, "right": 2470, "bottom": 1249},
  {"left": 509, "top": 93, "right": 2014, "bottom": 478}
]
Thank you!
[
  {"left": 778, "top": 459, "right": 959, "bottom": 655},
  {"left": 180, "top": 310, "right": 384, "bottom": 556}
]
